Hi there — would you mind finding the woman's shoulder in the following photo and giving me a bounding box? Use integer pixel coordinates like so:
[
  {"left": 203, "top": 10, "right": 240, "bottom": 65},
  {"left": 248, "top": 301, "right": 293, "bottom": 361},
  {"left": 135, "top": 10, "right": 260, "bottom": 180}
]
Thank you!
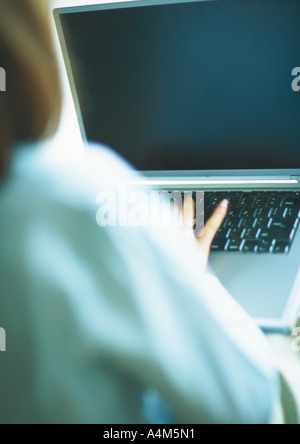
[
  {"left": 6, "top": 139, "right": 196, "bottom": 268},
  {"left": 0, "top": 139, "right": 146, "bottom": 254},
  {"left": 10, "top": 140, "right": 139, "bottom": 209}
]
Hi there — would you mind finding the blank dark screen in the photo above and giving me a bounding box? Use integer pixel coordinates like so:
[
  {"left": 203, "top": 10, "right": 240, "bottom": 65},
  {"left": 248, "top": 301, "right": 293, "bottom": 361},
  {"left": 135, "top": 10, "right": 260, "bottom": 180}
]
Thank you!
[{"left": 59, "top": 0, "right": 300, "bottom": 170}]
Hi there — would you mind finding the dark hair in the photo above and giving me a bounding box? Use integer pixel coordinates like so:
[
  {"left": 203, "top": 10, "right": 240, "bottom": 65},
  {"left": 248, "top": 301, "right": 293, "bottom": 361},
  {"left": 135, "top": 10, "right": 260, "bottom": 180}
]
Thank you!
[{"left": 0, "top": 0, "right": 62, "bottom": 177}]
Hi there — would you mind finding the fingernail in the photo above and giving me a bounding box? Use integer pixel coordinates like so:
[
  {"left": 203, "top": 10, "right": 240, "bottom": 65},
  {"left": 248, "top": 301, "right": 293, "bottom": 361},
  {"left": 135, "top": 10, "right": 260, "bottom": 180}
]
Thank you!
[{"left": 220, "top": 199, "right": 228, "bottom": 209}]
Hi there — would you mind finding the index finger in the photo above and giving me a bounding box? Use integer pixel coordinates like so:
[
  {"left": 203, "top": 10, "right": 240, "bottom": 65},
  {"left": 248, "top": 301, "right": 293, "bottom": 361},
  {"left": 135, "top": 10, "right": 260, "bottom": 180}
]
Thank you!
[{"left": 199, "top": 200, "right": 228, "bottom": 247}]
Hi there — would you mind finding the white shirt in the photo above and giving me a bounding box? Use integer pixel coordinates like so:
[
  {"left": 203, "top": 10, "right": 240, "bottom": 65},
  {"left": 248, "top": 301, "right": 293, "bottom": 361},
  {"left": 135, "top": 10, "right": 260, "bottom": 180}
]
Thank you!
[{"left": 0, "top": 141, "right": 279, "bottom": 424}]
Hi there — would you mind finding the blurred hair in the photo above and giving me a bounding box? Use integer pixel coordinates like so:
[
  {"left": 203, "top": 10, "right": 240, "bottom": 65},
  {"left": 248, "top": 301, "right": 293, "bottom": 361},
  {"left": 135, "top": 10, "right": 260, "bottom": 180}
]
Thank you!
[{"left": 0, "top": 0, "right": 62, "bottom": 177}]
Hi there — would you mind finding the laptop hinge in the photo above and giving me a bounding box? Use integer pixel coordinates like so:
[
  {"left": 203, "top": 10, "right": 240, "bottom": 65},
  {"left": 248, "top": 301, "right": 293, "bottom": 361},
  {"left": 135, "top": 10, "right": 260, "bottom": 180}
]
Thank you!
[{"left": 131, "top": 178, "right": 300, "bottom": 187}]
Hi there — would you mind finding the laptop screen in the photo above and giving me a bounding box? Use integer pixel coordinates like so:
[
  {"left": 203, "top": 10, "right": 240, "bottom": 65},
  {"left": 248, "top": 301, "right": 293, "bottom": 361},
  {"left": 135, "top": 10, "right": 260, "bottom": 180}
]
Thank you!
[{"left": 57, "top": 0, "right": 300, "bottom": 171}]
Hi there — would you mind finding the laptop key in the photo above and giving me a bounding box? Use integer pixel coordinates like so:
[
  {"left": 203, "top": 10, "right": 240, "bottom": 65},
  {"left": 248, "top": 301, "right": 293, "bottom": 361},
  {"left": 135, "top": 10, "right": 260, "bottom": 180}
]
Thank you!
[
  {"left": 257, "top": 240, "right": 273, "bottom": 253},
  {"left": 267, "top": 197, "right": 284, "bottom": 208},
  {"left": 227, "top": 239, "right": 243, "bottom": 252},
  {"left": 226, "top": 192, "right": 244, "bottom": 197},
  {"left": 226, "top": 197, "right": 241, "bottom": 207},
  {"left": 283, "top": 207, "right": 300, "bottom": 219},
  {"left": 253, "top": 196, "right": 271, "bottom": 207},
  {"left": 240, "top": 196, "right": 255, "bottom": 208},
  {"left": 250, "top": 191, "right": 267, "bottom": 197},
  {"left": 204, "top": 194, "right": 214, "bottom": 207},
  {"left": 269, "top": 228, "right": 295, "bottom": 242},
  {"left": 210, "top": 197, "right": 222, "bottom": 208},
  {"left": 214, "top": 227, "right": 230, "bottom": 239},
  {"left": 227, "top": 209, "right": 238, "bottom": 218},
  {"left": 240, "top": 217, "right": 256, "bottom": 228},
  {"left": 254, "top": 218, "right": 272, "bottom": 229},
  {"left": 272, "top": 241, "right": 290, "bottom": 254},
  {"left": 239, "top": 207, "right": 256, "bottom": 218},
  {"left": 257, "top": 229, "right": 272, "bottom": 240},
  {"left": 254, "top": 207, "right": 272, "bottom": 218},
  {"left": 282, "top": 197, "right": 300, "bottom": 207},
  {"left": 270, "top": 218, "right": 297, "bottom": 230},
  {"left": 279, "top": 191, "right": 294, "bottom": 197},
  {"left": 228, "top": 228, "right": 244, "bottom": 239},
  {"left": 211, "top": 239, "right": 228, "bottom": 252},
  {"left": 224, "top": 217, "right": 241, "bottom": 229},
  {"left": 242, "top": 228, "right": 258, "bottom": 240},
  {"left": 242, "top": 241, "right": 258, "bottom": 253},
  {"left": 269, "top": 207, "right": 284, "bottom": 218}
]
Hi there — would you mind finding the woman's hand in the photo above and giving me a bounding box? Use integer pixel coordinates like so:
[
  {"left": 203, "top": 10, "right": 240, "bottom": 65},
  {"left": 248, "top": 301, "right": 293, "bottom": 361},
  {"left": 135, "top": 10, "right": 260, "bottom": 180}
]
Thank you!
[{"left": 183, "top": 196, "right": 228, "bottom": 270}]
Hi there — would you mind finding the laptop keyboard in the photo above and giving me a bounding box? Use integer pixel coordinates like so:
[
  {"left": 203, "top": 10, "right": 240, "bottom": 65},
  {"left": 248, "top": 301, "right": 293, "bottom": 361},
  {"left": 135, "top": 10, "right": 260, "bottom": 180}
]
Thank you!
[{"left": 202, "top": 191, "right": 300, "bottom": 254}]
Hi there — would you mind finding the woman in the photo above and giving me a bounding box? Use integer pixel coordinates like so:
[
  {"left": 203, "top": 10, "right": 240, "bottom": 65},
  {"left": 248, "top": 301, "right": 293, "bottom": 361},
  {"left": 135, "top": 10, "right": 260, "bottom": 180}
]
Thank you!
[{"left": 0, "top": 0, "right": 278, "bottom": 424}]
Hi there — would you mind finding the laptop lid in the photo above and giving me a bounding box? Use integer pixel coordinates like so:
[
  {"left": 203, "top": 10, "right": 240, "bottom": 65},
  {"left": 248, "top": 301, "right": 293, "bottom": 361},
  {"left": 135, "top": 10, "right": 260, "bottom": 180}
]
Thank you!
[{"left": 54, "top": 0, "right": 300, "bottom": 180}]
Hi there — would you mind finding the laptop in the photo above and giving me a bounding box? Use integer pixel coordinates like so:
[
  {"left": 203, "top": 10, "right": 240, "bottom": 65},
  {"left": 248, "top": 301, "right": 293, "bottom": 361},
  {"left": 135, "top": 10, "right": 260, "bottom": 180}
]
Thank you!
[{"left": 54, "top": 0, "right": 300, "bottom": 333}]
